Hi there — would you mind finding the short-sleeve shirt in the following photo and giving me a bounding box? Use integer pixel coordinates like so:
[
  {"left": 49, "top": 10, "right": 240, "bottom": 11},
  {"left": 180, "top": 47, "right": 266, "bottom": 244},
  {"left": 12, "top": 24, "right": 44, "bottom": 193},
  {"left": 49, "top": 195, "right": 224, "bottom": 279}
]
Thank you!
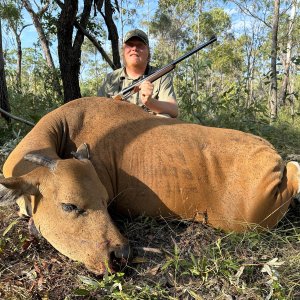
[{"left": 97, "top": 65, "right": 176, "bottom": 106}]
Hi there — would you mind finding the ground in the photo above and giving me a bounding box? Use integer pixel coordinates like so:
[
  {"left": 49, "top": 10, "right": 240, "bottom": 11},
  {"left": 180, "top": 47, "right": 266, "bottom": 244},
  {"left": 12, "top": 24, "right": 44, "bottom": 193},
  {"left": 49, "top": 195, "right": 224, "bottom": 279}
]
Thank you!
[{"left": 0, "top": 200, "right": 300, "bottom": 299}]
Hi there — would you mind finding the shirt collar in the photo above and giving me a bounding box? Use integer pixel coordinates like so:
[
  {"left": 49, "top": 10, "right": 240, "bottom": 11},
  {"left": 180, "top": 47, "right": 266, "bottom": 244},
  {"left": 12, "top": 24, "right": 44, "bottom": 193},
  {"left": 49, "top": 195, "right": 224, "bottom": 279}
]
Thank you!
[{"left": 120, "top": 65, "right": 152, "bottom": 80}]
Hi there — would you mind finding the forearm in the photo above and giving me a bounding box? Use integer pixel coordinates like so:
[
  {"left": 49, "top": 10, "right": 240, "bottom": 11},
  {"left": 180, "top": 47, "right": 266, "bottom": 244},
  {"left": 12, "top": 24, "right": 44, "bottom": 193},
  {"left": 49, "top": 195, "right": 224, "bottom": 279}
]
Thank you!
[{"left": 144, "top": 97, "right": 178, "bottom": 118}]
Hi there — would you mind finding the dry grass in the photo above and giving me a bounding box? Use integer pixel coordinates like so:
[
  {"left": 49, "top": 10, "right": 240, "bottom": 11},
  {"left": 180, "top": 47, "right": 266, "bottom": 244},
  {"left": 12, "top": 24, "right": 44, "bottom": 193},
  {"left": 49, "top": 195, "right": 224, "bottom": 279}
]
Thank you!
[{"left": 0, "top": 203, "right": 299, "bottom": 299}]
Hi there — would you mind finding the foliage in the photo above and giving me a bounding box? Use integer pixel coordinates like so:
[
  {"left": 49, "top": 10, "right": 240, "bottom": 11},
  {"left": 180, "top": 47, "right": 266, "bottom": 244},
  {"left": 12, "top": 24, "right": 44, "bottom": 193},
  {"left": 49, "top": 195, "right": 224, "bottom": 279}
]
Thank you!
[{"left": 0, "top": 1, "right": 22, "bottom": 22}]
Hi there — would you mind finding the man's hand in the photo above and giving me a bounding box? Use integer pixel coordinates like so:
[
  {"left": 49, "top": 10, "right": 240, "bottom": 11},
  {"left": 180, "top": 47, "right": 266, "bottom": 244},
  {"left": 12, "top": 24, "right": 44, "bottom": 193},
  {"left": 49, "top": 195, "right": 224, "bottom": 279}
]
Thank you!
[
  {"left": 138, "top": 80, "right": 154, "bottom": 105},
  {"left": 134, "top": 79, "right": 178, "bottom": 118}
]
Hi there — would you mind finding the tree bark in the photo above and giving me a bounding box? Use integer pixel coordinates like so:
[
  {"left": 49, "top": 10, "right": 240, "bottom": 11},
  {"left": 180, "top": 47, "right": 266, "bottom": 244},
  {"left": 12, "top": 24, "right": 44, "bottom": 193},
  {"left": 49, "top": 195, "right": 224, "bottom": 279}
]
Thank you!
[
  {"left": 73, "top": 19, "right": 116, "bottom": 69},
  {"left": 23, "top": 0, "right": 62, "bottom": 97},
  {"left": 279, "top": 0, "right": 296, "bottom": 106},
  {"left": 15, "top": 30, "right": 22, "bottom": 92},
  {"left": 0, "top": 19, "right": 10, "bottom": 123},
  {"left": 56, "top": 0, "right": 92, "bottom": 103},
  {"left": 96, "top": 0, "right": 121, "bottom": 69},
  {"left": 269, "top": 0, "right": 280, "bottom": 121}
]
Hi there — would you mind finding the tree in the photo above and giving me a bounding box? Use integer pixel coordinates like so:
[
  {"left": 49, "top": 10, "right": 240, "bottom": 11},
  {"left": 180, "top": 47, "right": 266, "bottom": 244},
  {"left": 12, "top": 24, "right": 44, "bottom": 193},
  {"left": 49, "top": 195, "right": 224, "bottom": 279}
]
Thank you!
[
  {"left": 23, "top": 0, "right": 62, "bottom": 97},
  {"left": 269, "top": 0, "right": 280, "bottom": 121},
  {"left": 54, "top": 0, "right": 121, "bottom": 102},
  {"left": 55, "top": 0, "right": 93, "bottom": 103},
  {"left": 95, "top": 0, "right": 121, "bottom": 69},
  {"left": 0, "top": 18, "right": 10, "bottom": 123},
  {"left": 0, "top": 0, "right": 31, "bottom": 92},
  {"left": 279, "top": 0, "right": 297, "bottom": 106}
]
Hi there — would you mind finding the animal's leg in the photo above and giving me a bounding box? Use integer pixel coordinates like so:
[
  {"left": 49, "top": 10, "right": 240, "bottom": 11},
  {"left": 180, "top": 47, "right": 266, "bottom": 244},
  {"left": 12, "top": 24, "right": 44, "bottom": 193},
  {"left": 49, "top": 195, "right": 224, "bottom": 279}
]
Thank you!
[
  {"left": 286, "top": 161, "right": 300, "bottom": 194},
  {"left": 261, "top": 161, "right": 300, "bottom": 228}
]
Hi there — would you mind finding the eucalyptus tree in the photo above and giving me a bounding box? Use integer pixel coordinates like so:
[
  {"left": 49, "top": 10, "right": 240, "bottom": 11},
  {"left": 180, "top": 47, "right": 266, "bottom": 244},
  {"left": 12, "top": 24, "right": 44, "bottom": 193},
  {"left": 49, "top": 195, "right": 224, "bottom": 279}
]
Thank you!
[
  {"left": 23, "top": 0, "right": 62, "bottom": 97},
  {"left": 54, "top": 0, "right": 121, "bottom": 103},
  {"left": 0, "top": 0, "right": 31, "bottom": 92},
  {"left": 227, "top": 0, "right": 297, "bottom": 120},
  {"left": 269, "top": 0, "right": 280, "bottom": 121},
  {"left": 149, "top": 1, "right": 240, "bottom": 122},
  {"left": 279, "top": 0, "right": 297, "bottom": 108},
  {"left": 0, "top": 19, "right": 10, "bottom": 123}
]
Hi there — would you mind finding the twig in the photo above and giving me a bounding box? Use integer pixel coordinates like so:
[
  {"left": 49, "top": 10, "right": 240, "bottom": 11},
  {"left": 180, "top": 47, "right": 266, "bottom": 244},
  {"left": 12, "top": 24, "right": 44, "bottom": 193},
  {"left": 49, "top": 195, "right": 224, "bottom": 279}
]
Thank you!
[{"left": 0, "top": 108, "right": 35, "bottom": 127}]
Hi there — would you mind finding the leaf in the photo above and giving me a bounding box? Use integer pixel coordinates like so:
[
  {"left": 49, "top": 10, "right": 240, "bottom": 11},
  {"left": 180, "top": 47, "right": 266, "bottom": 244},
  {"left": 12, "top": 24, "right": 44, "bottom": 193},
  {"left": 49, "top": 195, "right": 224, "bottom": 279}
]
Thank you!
[
  {"left": 266, "top": 258, "right": 284, "bottom": 267},
  {"left": 78, "top": 275, "right": 99, "bottom": 289},
  {"left": 235, "top": 266, "right": 245, "bottom": 281},
  {"left": 73, "top": 288, "right": 91, "bottom": 296},
  {"left": 21, "top": 239, "right": 34, "bottom": 252},
  {"left": 2, "top": 219, "right": 19, "bottom": 237},
  {"left": 145, "top": 265, "right": 160, "bottom": 276},
  {"left": 131, "top": 257, "right": 148, "bottom": 263},
  {"left": 261, "top": 264, "right": 272, "bottom": 276},
  {"left": 110, "top": 282, "right": 122, "bottom": 292},
  {"left": 188, "top": 290, "right": 204, "bottom": 300}
]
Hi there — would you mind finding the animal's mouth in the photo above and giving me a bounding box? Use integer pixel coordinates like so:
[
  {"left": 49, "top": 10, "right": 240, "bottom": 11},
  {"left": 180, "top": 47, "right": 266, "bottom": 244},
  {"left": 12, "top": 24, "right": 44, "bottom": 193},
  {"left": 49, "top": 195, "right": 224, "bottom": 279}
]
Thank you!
[
  {"left": 109, "top": 244, "right": 132, "bottom": 271},
  {"left": 86, "top": 244, "right": 132, "bottom": 275},
  {"left": 109, "top": 252, "right": 128, "bottom": 272}
]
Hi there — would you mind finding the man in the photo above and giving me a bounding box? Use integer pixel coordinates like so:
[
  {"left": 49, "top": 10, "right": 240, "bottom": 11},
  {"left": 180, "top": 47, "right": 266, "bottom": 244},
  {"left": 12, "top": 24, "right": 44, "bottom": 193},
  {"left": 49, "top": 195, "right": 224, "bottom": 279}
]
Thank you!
[{"left": 97, "top": 29, "right": 178, "bottom": 118}]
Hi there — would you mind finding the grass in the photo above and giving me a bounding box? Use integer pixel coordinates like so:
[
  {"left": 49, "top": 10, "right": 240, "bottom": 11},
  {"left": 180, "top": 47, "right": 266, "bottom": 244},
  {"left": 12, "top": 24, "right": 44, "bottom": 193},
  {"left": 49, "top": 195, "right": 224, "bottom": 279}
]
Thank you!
[
  {"left": 0, "top": 206, "right": 299, "bottom": 299},
  {"left": 1, "top": 108, "right": 300, "bottom": 299}
]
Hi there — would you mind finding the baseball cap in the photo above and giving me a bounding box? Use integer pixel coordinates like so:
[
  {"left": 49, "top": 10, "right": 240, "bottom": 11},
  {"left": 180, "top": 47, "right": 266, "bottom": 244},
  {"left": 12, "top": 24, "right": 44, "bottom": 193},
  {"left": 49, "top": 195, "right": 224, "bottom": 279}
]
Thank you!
[{"left": 123, "top": 29, "right": 149, "bottom": 46}]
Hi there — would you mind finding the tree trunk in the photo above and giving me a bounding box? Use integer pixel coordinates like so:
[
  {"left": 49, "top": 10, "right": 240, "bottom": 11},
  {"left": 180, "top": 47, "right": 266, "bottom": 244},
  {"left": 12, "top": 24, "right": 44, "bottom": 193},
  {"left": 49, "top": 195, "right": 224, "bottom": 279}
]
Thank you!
[
  {"left": 23, "top": 0, "right": 62, "bottom": 97},
  {"left": 97, "top": 0, "right": 121, "bottom": 69},
  {"left": 269, "top": 0, "right": 280, "bottom": 121},
  {"left": 0, "top": 19, "right": 10, "bottom": 123},
  {"left": 15, "top": 31, "right": 22, "bottom": 92},
  {"left": 56, "top": 0, "right": 92, "bottom": 103},
  {"left": 279, "top": 0, "right": 296, "bottom": 106}
]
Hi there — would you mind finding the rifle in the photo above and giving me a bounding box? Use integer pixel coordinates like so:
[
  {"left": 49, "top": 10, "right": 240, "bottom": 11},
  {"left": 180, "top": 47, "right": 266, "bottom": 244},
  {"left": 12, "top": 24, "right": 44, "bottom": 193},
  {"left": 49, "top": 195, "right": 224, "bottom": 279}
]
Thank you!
[{"left": 112, "top": 35, "right": 217, "bottom": 101}]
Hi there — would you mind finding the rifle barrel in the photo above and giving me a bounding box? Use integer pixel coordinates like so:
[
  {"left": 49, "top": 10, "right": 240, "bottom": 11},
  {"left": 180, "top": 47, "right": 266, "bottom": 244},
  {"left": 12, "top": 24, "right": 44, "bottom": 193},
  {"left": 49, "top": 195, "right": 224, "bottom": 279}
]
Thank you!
[{"left": 173, "top": 35, "right": 217, "bottom": 65}]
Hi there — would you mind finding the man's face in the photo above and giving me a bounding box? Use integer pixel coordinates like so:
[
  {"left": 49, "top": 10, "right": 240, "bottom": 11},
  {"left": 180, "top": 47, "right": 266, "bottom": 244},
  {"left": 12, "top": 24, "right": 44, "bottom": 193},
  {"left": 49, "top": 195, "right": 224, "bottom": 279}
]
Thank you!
[{"left": 123, "top": 37, "right": 149, "bottom": 68}]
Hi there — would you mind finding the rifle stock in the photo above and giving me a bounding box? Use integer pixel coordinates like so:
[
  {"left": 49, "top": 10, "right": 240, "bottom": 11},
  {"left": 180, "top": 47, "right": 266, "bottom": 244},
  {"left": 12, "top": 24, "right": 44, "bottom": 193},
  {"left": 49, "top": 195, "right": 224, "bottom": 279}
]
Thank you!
[{"left": 112, "top": 35, "right": 217, "bottom": 101}]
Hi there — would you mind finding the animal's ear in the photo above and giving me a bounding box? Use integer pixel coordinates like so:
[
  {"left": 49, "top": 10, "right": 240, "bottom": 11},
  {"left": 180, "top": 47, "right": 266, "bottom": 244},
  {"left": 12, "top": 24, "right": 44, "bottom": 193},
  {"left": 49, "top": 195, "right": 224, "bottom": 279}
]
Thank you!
[
  {"left": 0, "top": 175, "right": 40, "bottom": 207},
  {"left": 71, "top": 143, "right": 90, "bottom": 160}
]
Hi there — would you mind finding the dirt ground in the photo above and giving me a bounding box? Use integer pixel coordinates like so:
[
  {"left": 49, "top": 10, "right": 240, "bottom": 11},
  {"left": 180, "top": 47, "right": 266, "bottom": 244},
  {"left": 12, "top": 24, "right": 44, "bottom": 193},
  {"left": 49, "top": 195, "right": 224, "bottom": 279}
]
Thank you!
[{"left": 0, "top": 202, "right": 300, "bottom": 299}]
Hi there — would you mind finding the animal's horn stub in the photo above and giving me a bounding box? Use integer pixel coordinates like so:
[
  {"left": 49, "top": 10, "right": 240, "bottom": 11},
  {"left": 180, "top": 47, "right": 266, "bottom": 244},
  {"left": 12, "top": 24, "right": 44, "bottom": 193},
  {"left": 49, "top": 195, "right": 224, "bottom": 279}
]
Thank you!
[
  {"left": 24, "top": 153, "right": 57, "bottom": 171},
  {"left": 72, "top": 143, "right": 90, "bottom": 160}
]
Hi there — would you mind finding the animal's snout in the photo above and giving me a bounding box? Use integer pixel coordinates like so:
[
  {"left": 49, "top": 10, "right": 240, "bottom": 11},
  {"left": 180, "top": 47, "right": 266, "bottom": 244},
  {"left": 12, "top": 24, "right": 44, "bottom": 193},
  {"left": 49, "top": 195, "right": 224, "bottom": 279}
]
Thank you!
[{"left": 113, "top": 243, "right": 132, "bottom": 260}]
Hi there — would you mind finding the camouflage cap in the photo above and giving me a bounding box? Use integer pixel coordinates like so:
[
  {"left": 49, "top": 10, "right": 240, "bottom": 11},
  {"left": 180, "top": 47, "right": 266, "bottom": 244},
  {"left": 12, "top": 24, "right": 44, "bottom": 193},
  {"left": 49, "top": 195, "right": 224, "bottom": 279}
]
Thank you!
[{"left": 123, "top": 29, "right": 149, "bottom": 46}]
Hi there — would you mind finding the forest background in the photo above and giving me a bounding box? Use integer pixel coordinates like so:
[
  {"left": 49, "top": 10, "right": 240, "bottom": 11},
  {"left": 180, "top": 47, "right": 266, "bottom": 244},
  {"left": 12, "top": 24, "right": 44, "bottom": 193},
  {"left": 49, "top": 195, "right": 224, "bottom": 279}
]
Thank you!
[{"left": 0, "top": 0, "right": 300, "bottom": 299}]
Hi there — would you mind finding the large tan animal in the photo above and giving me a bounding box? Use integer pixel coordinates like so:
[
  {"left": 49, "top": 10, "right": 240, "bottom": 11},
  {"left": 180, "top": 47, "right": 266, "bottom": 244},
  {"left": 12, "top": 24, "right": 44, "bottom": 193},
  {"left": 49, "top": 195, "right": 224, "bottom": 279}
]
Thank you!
[{"left": 0, "top": 97, "right": 299, "bottom": 274}]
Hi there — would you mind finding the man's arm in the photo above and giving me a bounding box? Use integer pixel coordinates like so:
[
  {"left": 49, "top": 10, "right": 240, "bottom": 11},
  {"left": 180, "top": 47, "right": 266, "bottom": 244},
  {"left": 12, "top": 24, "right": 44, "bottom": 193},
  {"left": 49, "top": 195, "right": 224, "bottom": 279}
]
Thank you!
[
  {"left": 139, "top": 73, "right": 178, "bottom": 118},
  {"left": 139, "top": 81, "right": 178, "bottom": 117}
]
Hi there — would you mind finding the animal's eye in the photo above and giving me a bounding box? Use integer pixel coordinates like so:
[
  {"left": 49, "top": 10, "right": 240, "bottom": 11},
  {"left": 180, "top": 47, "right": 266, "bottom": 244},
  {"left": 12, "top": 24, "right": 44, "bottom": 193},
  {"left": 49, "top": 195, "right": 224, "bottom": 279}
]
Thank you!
[
  {"left": 61, "top": 203, "right": 86, "bottom": 215},
  {"left": 61, "top": 203, "right": 78, "bottom": 212}
]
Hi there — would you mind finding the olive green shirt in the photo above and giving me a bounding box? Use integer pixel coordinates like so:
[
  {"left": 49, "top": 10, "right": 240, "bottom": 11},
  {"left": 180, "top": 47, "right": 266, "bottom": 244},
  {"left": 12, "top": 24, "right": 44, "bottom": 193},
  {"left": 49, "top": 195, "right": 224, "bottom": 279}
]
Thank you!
[{"left": 97, "top": 65, "right": 176, "bottom": 106}]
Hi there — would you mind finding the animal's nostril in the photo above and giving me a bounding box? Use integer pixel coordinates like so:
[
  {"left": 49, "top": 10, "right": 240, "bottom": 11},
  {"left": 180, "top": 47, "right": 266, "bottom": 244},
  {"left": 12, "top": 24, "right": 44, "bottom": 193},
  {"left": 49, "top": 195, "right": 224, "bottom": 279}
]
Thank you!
[{"left": 113, "top": 244, "right": 131, "bottom": 260}]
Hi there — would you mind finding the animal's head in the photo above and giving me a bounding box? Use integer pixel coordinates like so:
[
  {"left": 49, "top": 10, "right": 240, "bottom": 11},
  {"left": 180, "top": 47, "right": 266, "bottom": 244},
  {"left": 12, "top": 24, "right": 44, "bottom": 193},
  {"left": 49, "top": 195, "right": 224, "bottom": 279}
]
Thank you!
[{"left": 0, "top": 144, "right": 129, "bottom": 274}]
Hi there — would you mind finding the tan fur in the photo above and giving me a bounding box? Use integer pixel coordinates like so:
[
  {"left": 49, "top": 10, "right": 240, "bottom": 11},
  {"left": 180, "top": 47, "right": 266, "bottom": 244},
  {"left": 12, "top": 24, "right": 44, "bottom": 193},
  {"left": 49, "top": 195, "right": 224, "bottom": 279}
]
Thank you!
[{"left": 1, "top": 97, "right": 299, "bottom": 273}]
